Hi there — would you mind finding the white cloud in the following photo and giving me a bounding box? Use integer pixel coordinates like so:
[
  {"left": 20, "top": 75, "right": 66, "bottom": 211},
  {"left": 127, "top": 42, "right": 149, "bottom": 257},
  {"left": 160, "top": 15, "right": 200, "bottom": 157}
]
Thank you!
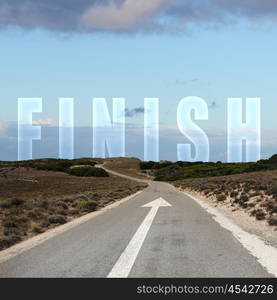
[
  {"left": 32, "top": 119, "right": 58, "bottom": 126},
  {"left": 81, "top": 0, "right": 170, "bottom": 30}
]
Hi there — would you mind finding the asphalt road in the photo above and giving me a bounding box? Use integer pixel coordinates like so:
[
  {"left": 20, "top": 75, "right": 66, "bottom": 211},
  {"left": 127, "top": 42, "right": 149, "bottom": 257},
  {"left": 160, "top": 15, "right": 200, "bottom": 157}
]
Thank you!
[{"left": 0, "top": 168, "right": 273, "bottom": 278}]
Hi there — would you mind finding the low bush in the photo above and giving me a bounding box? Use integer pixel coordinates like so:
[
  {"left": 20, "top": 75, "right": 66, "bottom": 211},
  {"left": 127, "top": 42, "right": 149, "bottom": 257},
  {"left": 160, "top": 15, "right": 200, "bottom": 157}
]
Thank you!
[
  {"left": 230, "top": 191, "right": 238, "bottom": 198},
  {"left": 255, "top": 210, "right": 266, "bottom": 220},
  {"left": 67, "top": 167, "right": 108, "bottom": 177},
  {"left": 140, "top": 154, "right": 277, "bottom": 181},
  {"left": 0, "top": 200, "right": 12, "bottom": 209},
  {"left": 38, "top": 160, "right": 73, "bottom": 172},
  {"left": 0, "top": 198, "right": 24, "bottom": 208},
  {"left": 239, "top": 194, "right": 249, "bottom": 202},
  {"left": 268, "top": 216, "right": 277, "bottom": 226},
  {"left": 268, "top": 185, "right": 277, "bottom": 196},
  {"left": 140, "top": 161, "right": 156, "bottom": 170},
  {"left": 9, "top": 198, "right": 25, "bottom": 206},
  {"left": 77, "top": 200, "right": 98, "bottom": 211},
  {"left": 216, "top": 194, "right": 226, "bottom": 201},
  {"left": 54, "top": 201, "right": 68, "bottom": 209},
  {"left": 48, "top": 215, "right": 67, "bottom": 225},
  {"left": 31, "top": 224, "right": 44, "bottom": 233},
  {"left": 72, "top": 159, "right": 97, "bottom": 166},
  {"left": 0, "top": 235, "right": 21, "bottom": 251},
  {"left": 39, "top": 200, "right": 49, "bottom": 209}
]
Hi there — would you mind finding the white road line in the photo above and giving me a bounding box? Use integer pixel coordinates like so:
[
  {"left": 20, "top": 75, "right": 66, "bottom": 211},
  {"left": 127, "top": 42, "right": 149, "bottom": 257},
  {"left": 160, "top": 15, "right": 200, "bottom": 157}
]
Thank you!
[
  {"left": 184, "top": 191, "right": 277, "bottom": 277},
  {"left": 107, "top": 197, "right": 172, "bottom": 278}
]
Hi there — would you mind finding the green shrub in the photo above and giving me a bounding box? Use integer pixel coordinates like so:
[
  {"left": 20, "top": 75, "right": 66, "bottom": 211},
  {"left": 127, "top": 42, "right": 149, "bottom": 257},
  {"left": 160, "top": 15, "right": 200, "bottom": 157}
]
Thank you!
[
  {"left": 230, "top": 191, "right": 238, "bottom": 198},
  {"left": 268, "top": 184, "right": 277, "bottom": 196},
  {"left": 0, "top": 198, "right": 24, "bottom": 208},
  {"left": 54, "top": 201, "right": 68, "bottom": 209},
  {"left": 72, "top": 159, "right": 97, "bottom": 166},
  {"left": 39, "top": 200, "right": 49, "bottom": 209},
  {"left": 67, "top": 167, "right": 108, "bottom": 177},
  {"left": 77, "top": 200, "right": 98, "bottom": 211},
  {"left": 0, "top": 200, "right": 12, "bottom": 209},
  {"left": 140, "top": 161, "right": 173, "bottom": 170},
  {"left": 239, "top": 194, "right": 249, "bottom": 202},
  {"left": 149, "top": 155, "right": 277, "bottom": 182},
  {"left": 216, "top": 194, "right": 226, "bottom": 201},
  {"left": 38, "top": 160, "right": 73, "bottom": 172},
  {"left": 140, "top": 161, "right": 156, "bottom": 170},
  {"left": 48, "top": 215, "right": 66, "bottom": 224},
  {"left": 9, "top": 198, "right": 25, "bottom": 206},
  {"left": 268, "top": 216, "right": 277, "bottom": 226},
  {"left": 0, "top": 235, "right": 21, "bottom": 251},
  {"left": 255, "top": 210, "right": 266, "bottom": 220}
]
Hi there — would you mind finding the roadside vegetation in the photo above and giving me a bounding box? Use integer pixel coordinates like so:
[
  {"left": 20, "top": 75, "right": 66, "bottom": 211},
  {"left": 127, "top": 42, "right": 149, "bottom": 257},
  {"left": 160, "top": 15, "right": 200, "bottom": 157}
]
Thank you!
[
  {"left": 172, "top": 171, "right": 277, "bottom": 227},
  {"left": 140, "top": 155, "right": 277, "bottom": 227},
  {"left": 0, "top": 158, "right": 106, "bottom": 176},
  {"left": 0, "top": 158, "right": 147, "bottom": 251},
  {"left": 140, "top": 154, "right": 277, "bottom": 181}
]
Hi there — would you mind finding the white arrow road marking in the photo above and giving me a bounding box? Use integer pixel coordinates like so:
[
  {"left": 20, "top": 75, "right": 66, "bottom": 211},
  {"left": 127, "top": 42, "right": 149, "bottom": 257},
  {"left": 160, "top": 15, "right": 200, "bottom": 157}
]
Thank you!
[{"left": 107, "top": 197, "right": 172, "bottom": 278}]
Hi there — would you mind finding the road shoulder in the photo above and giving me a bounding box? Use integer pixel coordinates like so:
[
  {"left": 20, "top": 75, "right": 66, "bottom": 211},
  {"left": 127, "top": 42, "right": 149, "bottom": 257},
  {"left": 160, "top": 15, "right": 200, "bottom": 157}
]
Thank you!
[{"left": 177, "top": 188, "right": 277, "bottom": 277}]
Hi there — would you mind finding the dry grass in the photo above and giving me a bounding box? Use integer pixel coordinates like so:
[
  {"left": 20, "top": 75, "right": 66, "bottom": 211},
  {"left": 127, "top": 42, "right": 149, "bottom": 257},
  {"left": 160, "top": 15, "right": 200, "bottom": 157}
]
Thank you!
[
  {"left": 0, "top": 166, "right": 147, "bottom": 251},
  {"left": 103, "top": 157, "right": 151, "bottom": 179},
  {"left": 173, "top": 170, "right": 277, "bottom": 227}
]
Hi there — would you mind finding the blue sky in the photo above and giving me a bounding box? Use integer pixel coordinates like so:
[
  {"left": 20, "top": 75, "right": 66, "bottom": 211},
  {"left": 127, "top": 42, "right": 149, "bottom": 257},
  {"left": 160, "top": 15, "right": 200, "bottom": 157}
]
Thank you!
[{"left": 1, "top": 0, "right": 277, "bottom": 161}]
